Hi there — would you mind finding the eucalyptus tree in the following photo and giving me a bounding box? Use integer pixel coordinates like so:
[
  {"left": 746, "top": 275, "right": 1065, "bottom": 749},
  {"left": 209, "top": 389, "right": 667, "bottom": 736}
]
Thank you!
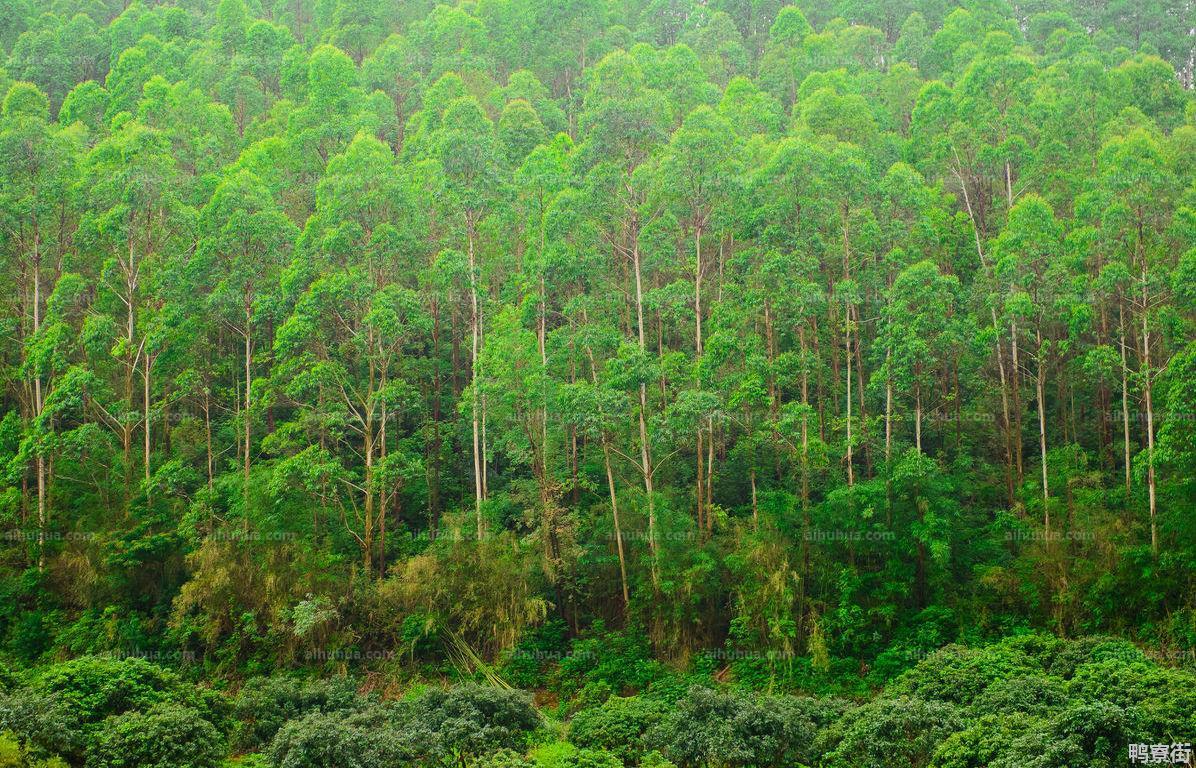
[
  {"left": 0, "top": 82, "right": 79, "bottom": 567},
  {"left": 273, "top": 133, "right": 424, "bottom": 575},
  {"left": 577, "top": 50, "right": 671, "bottom": 582},
  {"left": 657, "top": 105, "right": 738, "bottom": 531},
  {"left": 196, "top": 170, "right": 297, "bottom": 520},
  {"left": 432, "top": 95, "right": 504, "bottom": 540},
  {"left": 77, "top": 119, "right": 189, "bottom": 511},
  {"left": 882, "top": 261, "right": 963, "bottom": 456},
  {"left": 1097, "top": 126, "right": 1179, "bottom": 556},
  {"left": 994, "top": 195, "right": 1065, "bottom": 529}
]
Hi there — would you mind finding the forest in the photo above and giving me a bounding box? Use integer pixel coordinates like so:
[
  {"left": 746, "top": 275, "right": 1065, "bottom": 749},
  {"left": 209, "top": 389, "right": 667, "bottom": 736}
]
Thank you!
[{"left": 0, "top": 0, "right": 1195, "bottom": 766}]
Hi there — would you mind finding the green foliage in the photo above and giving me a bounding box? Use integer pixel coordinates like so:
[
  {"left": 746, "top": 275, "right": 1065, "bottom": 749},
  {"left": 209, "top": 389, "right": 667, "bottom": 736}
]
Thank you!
[
  {"left": 86, "top": 703, "right": 225, "bottom": 768},
  {"left": 555, "top": 625, "right": 665, "bottom": 699},
  {"left": 568, "top": 696, "right": 668, "bottom": 764},
  {"left": 818, "top": 697, "right": 966, "bottom": 768},
  {"left": 32, "top": 657, "right": 225, "bottom": 739},
  {"left": 0, "top": 1, "right": 1194, "bottom": 766},
  {"left": 231, "top": 676, "right": 367, "bottom": 751},
  {"left": 646, "top": 686, "right": 819, "bottom": 768},
  {"left": 268, "top": 706, "right": 429, "bottom": 768},
  {"left": 410, "top": 684, "right": 541, "bottom": 761}
]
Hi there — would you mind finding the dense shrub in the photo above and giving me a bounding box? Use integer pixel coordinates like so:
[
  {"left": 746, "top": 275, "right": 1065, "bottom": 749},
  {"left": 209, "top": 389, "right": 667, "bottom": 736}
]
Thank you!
[
  {"left": 35, "top": 656, "right": 225, "bottom": 730},
  {"left": 472, "top": 749, "right": 535, "bottom": 768},
  {"left": 232, "top": 675, "right": 367, "bottom": 751},
  {"left": 4, "top": 636, "right": 1195, "bottom": 768},
  {"left": 268, "top": 706, "right": 433, "bottom": 768},
  {"left": 0, "top": 689, "right": 76, "bottom": 760},
  {"left": 928, "top": 713, "right": 1031, "bottom": 768},
  {"left": 818, "top": 697, "right": 966, "bottom": 768},
  {"left": 500, "top": 620, "right": 570, "bottom": 690},
  {"left": 86, "top": 703, "right": 225, "bottom": 768},
  {"left": 556, "top": 625, "right": 665, "bottom": 699},
  {"left": 568, "top": 695, "right": 668, "bottom": 764},
  {"left": 968, "top": 675, "right": 1067, "bottom": 717},
  {"left": 1046, "top": 636, "right": 1146, "bottom": 678},
  {"left": 2, "top": 657, "right": 227, "bottom": 763},
  {"left": 0, "top": 729, "right": 67, "bottom": 768},
  {"left": 530, "top": 742, "right": 622, "bottom": 768},
  {"left": 888, "top": 643, "right": 1042, "bottom": 705},
  {"left": 267, "top": 685, "right": 539, "bottom": 768},
  {"left": 986, "top": 702, "right": 1137, "bottom": 768},
  {"left": 411, "top": 684, "right": 541, "bottom": 761},
  {"left": 646, "top": 686, "right": 817, "bottom": 768},
  {"left": 1065, "top": 659, "right": 1196, "bottom": 737}
]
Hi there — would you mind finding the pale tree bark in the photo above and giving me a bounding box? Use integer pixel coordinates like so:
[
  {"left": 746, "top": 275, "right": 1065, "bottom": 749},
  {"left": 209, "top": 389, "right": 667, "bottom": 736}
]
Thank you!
[
  {"left": 631, "top": 224, "right": 658, "bottom": 586},
  {"left": 144, "top": 352, "right": 153, "bottom": 505},
  {"left": 1119, "top": 301, "right": 1132, "bottom": 496},
  {"left": 1035, "top": 329, "right": 1050, "bottom": 533},
  {"left": 468, "top": 220, "right": 484, "bottom": 540},
  {"left": 581, "top": 320, "right": 629, "bottom": 608},
  {"left": 885, "top": 347, "right": 892, "bottom": 463},
  {"left": 31, "top": 233, "right": 46, "bottom": 570},
  {"left": 243, "top": 296, "right": 252, "bottom": 530},
  {"left": 1140, "top": 272, "right": 1158, "bottom": 556},
  {"left": 1010, "top": 316, "right": 1024, "bottom": 485},
  {"left": 844, "top": 300, "right": 854, "bottom": 486},
  {"left": 954, "top": 158, "right": 1015, "bottom": 501},
  {"left": 693, "top": 225, "right": 705, "bottom": 531},
  {"left": 915, "top": 376, "right": 923, "bottom": 454},
  {"left": 994, "top": 323, "right": 1014, "bottom": 506}
]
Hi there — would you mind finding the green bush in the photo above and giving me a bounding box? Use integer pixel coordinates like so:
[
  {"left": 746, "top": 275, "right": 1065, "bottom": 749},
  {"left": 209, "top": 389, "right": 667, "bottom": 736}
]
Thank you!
[
  {"left": 646, "top": 686, "right": 817, "bottom": 768},
  {"left": 268, "top": 706, "right": 432, "bottom": 768},
  {"left": 475, "top": 749, "right": 535, "bottom": 768},
  {"left": 986, "top": 702, "right": 1137, "bottom": 768},
  {"left": 1046, "top": 636, "right": 1146, "bottom": 678},
  {"left": 86, "top": 704, "right": 225, "bottom": 768},
  {"left": 557, "top": 625, "right": 664, "bottom": 700},
  {"left": 818, "top": 697, "right": 965, "bottom": 768},
  {"left": 35, "top": 656, "right": 225, "bottom": 730},
  {"left": 268, "top": 685, "right": 539, "bottom": 768},
  {"left": 568, "top": 695, "right": 668, "bottom": 764},
  {"left": 0, "top": 729, "right": 67, "bottom": 768},
  {"left": 968, "top": 675, "right": 1067, "bottom": 716},
  {"left": 500, "top": 620, "right": 570, "bottom": 690},
  {"left": 888, "top": 643, "right": 1042, "bottom": 705},
  {"left": 222, "top": 755, "right": 271, "bottom": 768},
  {"left": 1066, "top": 659, "right": 1196, "bottom": 736},
  {"left": 928, "top": 713, "right": 1032, "bottom": 768},
  {"left": 530, "top": 741, "right": 622, "bottom": 768},
  {"left": 0, "top": 688, "right": 79, "bottom": 760},
  {"left": 411, "top": 684, "right": 541, "bottom": 761},
  {"left": 232, "top": 675, "right": 367, "bottom": 751}
]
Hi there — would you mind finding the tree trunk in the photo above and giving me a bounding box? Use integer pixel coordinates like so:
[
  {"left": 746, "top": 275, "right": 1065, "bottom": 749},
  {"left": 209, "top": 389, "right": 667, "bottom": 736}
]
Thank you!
[
  {"left": 885, "top": 347, "right": 892, "bottom": 463},
  {"left": 1011, "top": 316, "right": 1023, "bottom": 485},
  {"left": 203, "top": 390, "right": 214, "bottom": 492},
  {"left": 469, "top": 224, "right": 484, "bottom": 540},
  {"left": 581, "top": 310, "right": 628, "bottom": 606},
  {"left": 844, "top": 300, "right": 854, "bottom": 486},
  {"left": 992, "top": 309, "right": 1014, "bottom": 506},
  {"left": 30, "top": 239, "right": 48, "bottom": 570},
  {"left": 1119, "top": 302, "right": 1131, "bottom": 496},
  {"left": 705, "top": 415, "right": 714, "bottom": 533},
  {"left": 632, "top": 234, "right": 658, "bottom": 586},
  {"left": 1035, "top": 330, "right": 1050, "bottom": 533},
  {"left": 915, "top": 377, "right": 922, "bottom": 454},
  {"left": 244, "top": 298, "right": 252, "bottom": 529},
  {"left": 1141, "top": 276, "right": 1157, "bottom": 556},
  {"left": 363, "top": 404, "right": 374, "bottom": 577},
  {"left": 694, "top": 225, "right": 704, "bottom": 529},
  {"left": 144, "top": 354, "right": 152, "bottom": 504}
]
